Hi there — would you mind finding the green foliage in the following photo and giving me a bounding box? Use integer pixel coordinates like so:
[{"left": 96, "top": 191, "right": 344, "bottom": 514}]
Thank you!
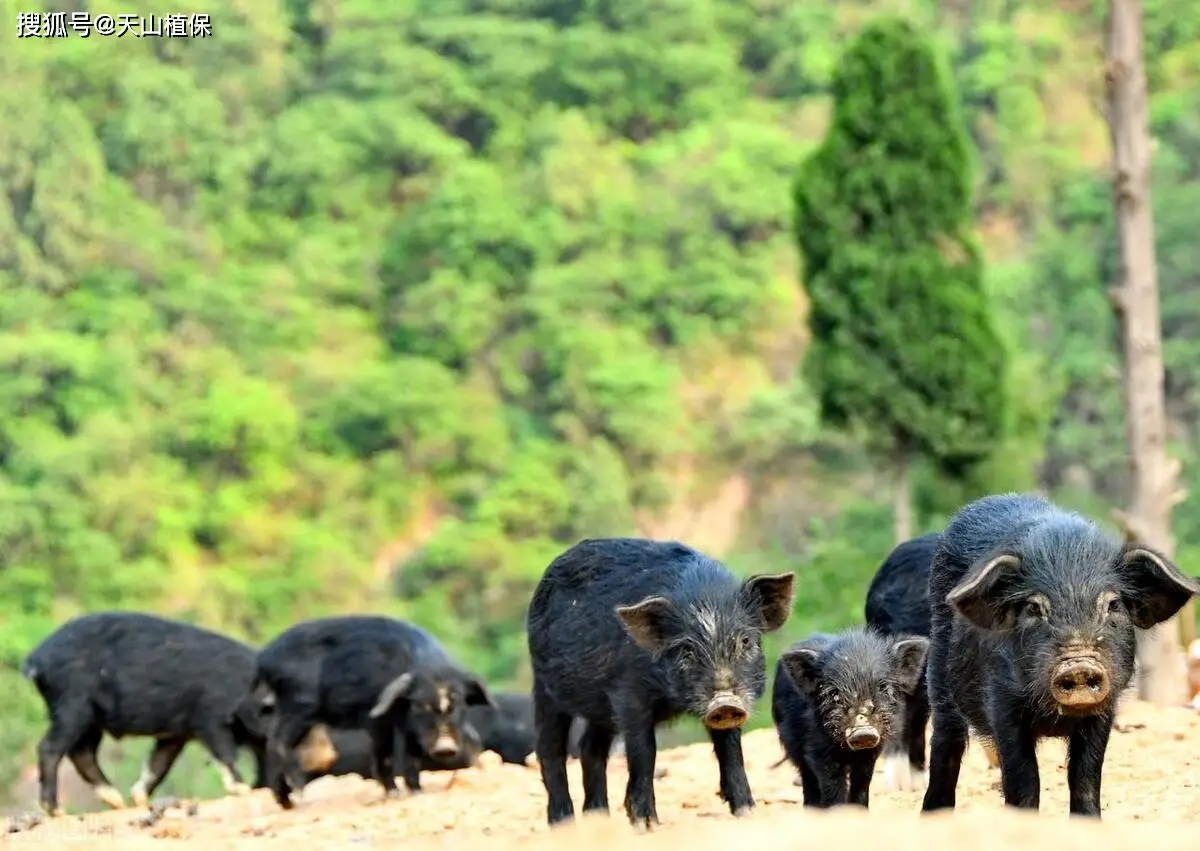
[{"left": 793, "top": 16, "right": 1012, "bottom": 472}]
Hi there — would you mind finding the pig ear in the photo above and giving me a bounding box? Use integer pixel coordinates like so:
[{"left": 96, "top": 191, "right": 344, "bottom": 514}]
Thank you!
[
  {"left": 741, "top": 572, "right": 796, "bottom": 632},
  {"left": 1118, "top": 547, "right": 1200, "bottom": 629},
  {"left": 464, "top": 675, "right": 493, "bottom": 707},
  {"left": 615, "top": 596, "right": 676, "bottom": 655},
  {"left": 890, "top": 637, "right": 929, "bottom": 692},
  {"left": 369, "top": 672, "right": 415, "bottom": 718},
  {"left": 946, "top": 554, "right": 1023, "bottom": 631},
  {"left": 780, "top": 648, "right": 821, "bottom": 695}
]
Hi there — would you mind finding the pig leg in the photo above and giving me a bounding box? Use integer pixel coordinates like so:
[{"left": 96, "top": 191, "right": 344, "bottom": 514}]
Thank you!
[
  {"left": 847, "top": 756, "right": 877, "bottom": 807},
  {"left": 196, "top": 724, "right": 251, "bottom": 796},
  {"left": 37, "top": 704, "right": 93, "bottom": 816},
  {"left": 366, "top": 719, "right": 401, "bottom": 798},
  {"left": 617, "top": 706, "right": 659, "bottom": 830},
  {"left": 131, "top": 736, "right": 188, "bottom": 807},
  {"left": 795, "top": 757, "right": 821, "bottom": 806},
  {"left": 921, "top": 705, "right": 968, "bottom": 812},
  {"left": 363, "top": 741, "right": 393, "bottom": 786},
  {"left": 67, "top": 726, "right": 125, "bottom": 810},
  {"left": 266, "top": 708, "right": 315, "bottom": 808},
  {"left": 810, "top": 760, "right": 850, "bottom": 807},
  {"left": 400, "top": 759, "right": 421, "bottom": 795},
  {"left": 993, "top": 714, "right": 1039, "bottom": 810},
  {"left": 709, "top": 727, "right": 753, "bottom": 816},
  {"left": 901, "top": 683, "right": 930, "bottom": 790},
  {"left": 533, "top": 683, "right": 575, "bottom": 825},
  {"left": 251, "top": 746, "right": 269, "bottom": 789},
  {"left": 1065, "top": 716, "right": 1110, "bottom": 817},
  {"left": 264, "top": 747, "right": 293, "bottom": 809},
  {"left": 578, "top": 721, "right": 615, "bottom": 814},
  {"left": 393, "top": 728, "right": 421, "bottom": 796}
]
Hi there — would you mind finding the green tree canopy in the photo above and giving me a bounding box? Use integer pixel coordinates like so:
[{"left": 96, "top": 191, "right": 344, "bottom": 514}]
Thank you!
[{"left": 793, "top": 16, "right": 1012, "bottom": 475}]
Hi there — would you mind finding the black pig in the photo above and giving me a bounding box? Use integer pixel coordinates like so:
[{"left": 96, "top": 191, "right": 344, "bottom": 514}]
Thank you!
[
  {"left": 922, "top": 493, "right": 1200, "bottom": 816},
  {"left": 22, "top": 612, "right": 272, "bottom": 816},
  {"left": 254, "top": 615, "right": 398, "bottom": 800},
  {"left": 255, "top": 615, "right": 493, "bottom": 809},
  {"left": 772, "top": 630, "right": 928, "bottom": 808},
  {"left": 466, "top": 691, "right": 538, "bottom": 765},
  {"left": 526, "top": 537, "right": 795, "bottom": 829},
  {"left": 863, "top": 532, "right": 941, "bottom": 792}
]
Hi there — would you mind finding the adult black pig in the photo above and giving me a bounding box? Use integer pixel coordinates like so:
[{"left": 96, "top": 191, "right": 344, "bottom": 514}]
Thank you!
[
  {"left": 921, "top": 493, "right": 1200, "bottom": 816},
  {"left": 863, "top": 532, "right": 940, "bottom": 791},
  {"left": 292, "top": 692, "right": 542, "bottom": 782},
  {"left": 255, "top": 615, "right": 492, "bottom": 809},
  {"left": 22, "top": 612, "right": 271, "bottom": 815},
  {"left": 526, "top": 537, "right": 795, "bottom": 829}
]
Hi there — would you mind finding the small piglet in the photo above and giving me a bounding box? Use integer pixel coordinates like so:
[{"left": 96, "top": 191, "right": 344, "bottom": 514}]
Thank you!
[{"left": 772, "top": 629, "right": 928, "bottom": 808}]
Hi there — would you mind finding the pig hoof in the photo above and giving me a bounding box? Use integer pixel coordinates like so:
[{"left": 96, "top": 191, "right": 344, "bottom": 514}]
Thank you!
[
  {"left": 49, "top": 808, "right": 66, "bottom": 818},
  {"left": 131, "top": 787, "right": 149, "bottom": 809},
  {"left": 231, "top": 782, "right": 251, "bottom": 796},
  {"left": 95, "top": 785, "right": 127, "bottom": 809},
  {"left": 792, "top": 774, "right": 804, "bottom": 787},
  {"left": 732, "top": 805, "right": 753, "bottom": 817}
]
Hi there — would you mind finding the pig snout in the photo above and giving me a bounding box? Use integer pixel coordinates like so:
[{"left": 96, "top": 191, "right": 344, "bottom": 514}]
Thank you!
[
  {"left": 844, "top": 713, "right": 881, "bottom": 751},
  {"left": 431, "top": 733, "right": 460, "bottom": 758},
  {"left": 703, "top": 693, "right": 749, "bottom": 730},
  {"left": 1050, "top": 656, "right": 1111, "bottom": 710}
]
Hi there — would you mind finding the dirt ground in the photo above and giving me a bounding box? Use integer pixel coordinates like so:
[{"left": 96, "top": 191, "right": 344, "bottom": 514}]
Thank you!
[{"left": 7, "top": 700, "right": 1200, "bottom": 849}]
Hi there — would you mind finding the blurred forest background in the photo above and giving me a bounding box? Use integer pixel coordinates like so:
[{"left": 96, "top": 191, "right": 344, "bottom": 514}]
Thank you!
[{"left": 1, "top": 0, "right": 1198, "bottom": 809}]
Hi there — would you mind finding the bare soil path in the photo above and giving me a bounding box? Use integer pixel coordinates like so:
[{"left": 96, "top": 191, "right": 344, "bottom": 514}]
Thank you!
[{"left": 8, "top": 700, "right": 1200, "bottom": 849}]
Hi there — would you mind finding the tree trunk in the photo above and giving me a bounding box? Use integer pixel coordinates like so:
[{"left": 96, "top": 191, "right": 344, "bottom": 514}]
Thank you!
[
  {"left": 1106, "top": 0, "right": 1188, "bottom": 705},
  {"left": 892, "top": 440, "right": 912, "bottom": 545}
]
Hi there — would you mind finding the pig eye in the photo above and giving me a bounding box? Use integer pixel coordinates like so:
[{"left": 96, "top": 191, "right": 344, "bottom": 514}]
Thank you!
[
  {"left": 734, "top": 634, "right": 756, "bottom": 656},
  {"left": 1107, "top": 596, "right": 1123, "bottom": 614},
  {"left": 1023, "top": 599, "right": 1046, "bottom": 619}
]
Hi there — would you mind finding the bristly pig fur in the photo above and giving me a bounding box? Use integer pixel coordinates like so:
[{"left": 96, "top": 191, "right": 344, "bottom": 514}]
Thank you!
[
  {"left": 526, "top": 538, "right": 795, "bottom": 829},
  {"left": 255, "top": 615, "right": 492, "bottom": 809},
  {"left": 922, "top": 492, "right": 1200, "bottom": 817},
  {"left": 773, "top": 629, "right": 928, "bottom": 808}
]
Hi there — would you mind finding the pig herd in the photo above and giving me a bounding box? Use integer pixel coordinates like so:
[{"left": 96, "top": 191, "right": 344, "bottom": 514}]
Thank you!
[{"left": 19, "top": 492, "right": 1200, "bottom": 830}]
